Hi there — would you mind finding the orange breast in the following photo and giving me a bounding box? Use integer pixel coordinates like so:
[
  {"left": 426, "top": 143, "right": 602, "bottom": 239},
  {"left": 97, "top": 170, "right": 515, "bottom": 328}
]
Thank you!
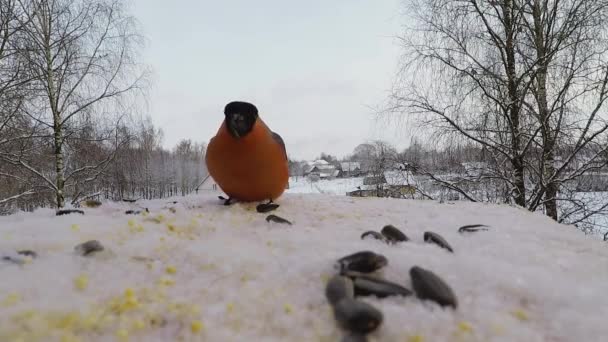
[{"left": 205, "top": 119, "right": 289, "bottom": 201}]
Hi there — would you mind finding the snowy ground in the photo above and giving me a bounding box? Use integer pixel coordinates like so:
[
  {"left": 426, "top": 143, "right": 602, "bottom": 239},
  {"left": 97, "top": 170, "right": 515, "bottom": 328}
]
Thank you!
[{"left": 1, "top": 192, "right": 608, "bottom": 342}]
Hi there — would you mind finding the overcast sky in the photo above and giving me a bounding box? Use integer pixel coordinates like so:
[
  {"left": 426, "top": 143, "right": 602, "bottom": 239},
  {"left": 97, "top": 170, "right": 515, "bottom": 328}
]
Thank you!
[{"left": 131, "top": 0, "right": 409, "bottom": 160}]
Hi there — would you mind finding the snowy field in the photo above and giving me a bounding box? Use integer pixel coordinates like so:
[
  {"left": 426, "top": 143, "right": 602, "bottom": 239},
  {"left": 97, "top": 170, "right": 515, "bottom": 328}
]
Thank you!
[
  {"left": 287, "top": 176, "right": 364, "bottom": 195},
  {"left": 1, "top": 192, "right": 608, "bottom": 342}
]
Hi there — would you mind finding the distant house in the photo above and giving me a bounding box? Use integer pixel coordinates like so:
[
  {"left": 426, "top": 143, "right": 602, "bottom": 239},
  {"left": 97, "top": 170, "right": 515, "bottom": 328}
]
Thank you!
[
  {"left": 304, "top": 160, "right": 339, "bottom": 179},
  {"left": 339, "top": 162, "right": 362, "bottom": 178},
  {"left": 363, "top": 175, "right": 387, "bottom": 186},
  {"left": 352, "top": 170, "right": 417, "bottom": 198}
]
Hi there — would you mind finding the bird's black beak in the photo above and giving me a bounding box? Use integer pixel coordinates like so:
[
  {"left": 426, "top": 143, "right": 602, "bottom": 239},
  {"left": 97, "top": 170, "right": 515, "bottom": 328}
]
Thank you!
[{"left": 228, "top": 113, "right": 248, "bottom": 139}]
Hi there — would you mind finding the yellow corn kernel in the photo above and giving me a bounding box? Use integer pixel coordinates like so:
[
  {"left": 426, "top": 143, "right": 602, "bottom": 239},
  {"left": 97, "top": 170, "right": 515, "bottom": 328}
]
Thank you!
[
  {"left": 71, "top": 224, "right": 80, "bottom": 232},
  {"left": 74, "top": 275, "right": 89, "bottom": 291},
  {"left": 191, "top": 320, "right": 204, "bottom": 333},
  {"left": 166, "top": 266, "right": 177, "bottom": 274},
  {"left": 124, "top": 288, "right": 135, "bottom": 298},
  {"left": 2, "top": 293, "right": 21, "bottom": 306},
  {"left": 132, "top": 319, "right": 145, "bottom": 330},
  {"left": 408, "top": 335, "right": 424, "bottom": 342},
  {"left": 158, "top": 277, "right": 175, "bottom": 286},
  {"left": 116, "top": 329, "right": 129, "bottom": 341},
  {"left": 458, "top": 321, "right": 473, "bottom": 333},
  {"left": 512, "top": 309, "right": 529, "bottom": 321}
]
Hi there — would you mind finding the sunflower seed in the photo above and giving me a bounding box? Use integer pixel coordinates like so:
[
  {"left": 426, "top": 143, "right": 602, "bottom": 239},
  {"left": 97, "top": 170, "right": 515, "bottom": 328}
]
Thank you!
[
  {"left": 75, "top": 240, "right": 104, "bottom": 256},
  {"left": 423, "top": 231, "right": 454, "bottom": 253},
  {"left": 2, "top": 255, "right": 25, "bottom": 265},
  {"left": 458, "top": 224, "right": 489, "bottom": 233},
  {"left": 326, "top": 275, "right": 355, "bottom": 306},
  {"left": 333, "top": 298, "right": 383, "bottom": 334},
  {"left": 257, "top": 203, "right": 279, "bottom": 213},
  {"left": 352, "top": 275, "right": 413, "bottom": 298},
  {"left": 17, "top": 250, "right": 37, "bottom": 258},
  {"left": 266, "top": 214, "right": 292, "bottom": 225},
  {"left": 337, "top": 251, "right": 388, "bottom": 274},
  {"left": 381, "top": 225, "right": 409, "bottom": 243},
  {"left": 410, "top": 266, "right": 457, "bottom": 308},
  {"left": 360, "top": 231, "right": 386, "bottom": 242}
]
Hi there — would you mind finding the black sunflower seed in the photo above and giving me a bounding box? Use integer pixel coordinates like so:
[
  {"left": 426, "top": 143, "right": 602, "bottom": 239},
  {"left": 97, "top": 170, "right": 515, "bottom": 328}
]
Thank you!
[
  {"left": 458, "top": 224, "right": 489, "bottom": 233},
  {"left": 2, "top": 255, "right": 25, "bottom": 265},
  {"left": 17, "top": 250, "right": 37, "bottom": 258},
  {"left": 333, "top": 298, "right": 383, "bottom": 334},
  {"left": 257, "top": 203, "right": 280, "bottom": 213},
  {"left": 337, "top": 251, "right": 388, "bottom": 274},
  {"left": 74, "top": 240, "right": 104, "bottom": 256},
  {"left": 352, "top": 275, "right": 413, "bottom": 298},
  {"left": 360, "top": 231, "right": 386, "bottom": 242},
  {"left": 410, "top": 266, "right": 458, "bottom": 308},
  {"left": 266, "top": 214, "right": 292, "bottom": 225},
  {"left": 423, "top": 231, "right": 454, "bottom": 253},
  {"left": 326, "top": 275, "right": 355, "bottom": 306},
  {"left": 381, "top": 225, "right": 409, "bottom": 243}
]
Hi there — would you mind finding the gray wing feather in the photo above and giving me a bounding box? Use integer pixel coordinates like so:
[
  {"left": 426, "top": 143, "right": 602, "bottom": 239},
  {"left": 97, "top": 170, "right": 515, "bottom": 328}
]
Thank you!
[{"left": 271, "top": 131, "right": 287, "bottom": 160}]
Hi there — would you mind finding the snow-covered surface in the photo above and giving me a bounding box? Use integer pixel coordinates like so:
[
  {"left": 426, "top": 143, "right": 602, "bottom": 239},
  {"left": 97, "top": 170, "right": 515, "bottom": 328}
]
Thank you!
[{"left": 1, "top": 193, "right": 607, "bottom": 342}]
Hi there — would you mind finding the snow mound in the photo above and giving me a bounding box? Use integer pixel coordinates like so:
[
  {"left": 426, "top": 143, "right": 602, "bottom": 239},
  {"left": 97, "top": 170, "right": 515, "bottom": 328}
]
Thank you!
[{"left": 1, "top": 193, "right": 607, "bottom": 341}]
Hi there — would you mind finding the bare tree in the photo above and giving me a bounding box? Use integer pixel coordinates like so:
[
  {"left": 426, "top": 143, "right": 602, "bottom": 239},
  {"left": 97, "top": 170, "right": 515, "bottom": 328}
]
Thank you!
[
  {"left": 1, "top": 0, "right": 148, "bottom": 208},
  {"left": 0, "top": 0, "right": 39, "bottom": 206},
  {"left": 390, "top": 0, "right": 608, "bottom": 230},
  {"left": 517, "top": 0, "right": 608, "bottom": 221}
]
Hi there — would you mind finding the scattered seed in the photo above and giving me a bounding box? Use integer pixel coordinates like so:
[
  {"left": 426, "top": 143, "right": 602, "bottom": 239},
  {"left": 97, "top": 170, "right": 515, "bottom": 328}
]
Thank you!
[
  {"left": 131, "top": 256, "right": 155, "bottom": 263},
  {"left": 381, "top": 225, "right": 409, "bottom": 243},
  {"left": 326, "top": 275, "right": 355, "bottom": 306},
  {"left": 410, "top": 266, "right": 458, "bottom": 308},
  {"left": 75, "top": 240, "right": 104, "bottom": 256},
  {"left": 56, "top": 209, "right": 84, "bottom": 216},
  {"left": 332, "top": 298, "right": 383, "bottom": 334},
  {"left": 266, "top": 214, "right": 292, "bottom": 225},
  {"left": 360, "top": 231, "right": 386, "bottom": 242},
  {"left": 423, "top": 231, "right": 454, "bottom": 253},
  {"left": 17, "top": 250, "right": 37, "bottom": 258},
  {"left": 352, "top": 275, "right": 413, "bottom": 298},
  {"left": 458, "top": 224, "right": 489, "bottom": 233},
  {"left": 257, "top": 203, "right": 280, "bottom": 213},
  {"left": 337, "top": 251, "right": 388, "bottom": 274},
  {"left": 1, "top": 255, "right": 25, "bottom": 265}
]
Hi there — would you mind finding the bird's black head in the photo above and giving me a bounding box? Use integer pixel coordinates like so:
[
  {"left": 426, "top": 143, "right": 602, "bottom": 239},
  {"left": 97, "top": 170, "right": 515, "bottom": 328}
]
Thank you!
[{"left": 224, "top": 101, "right": 259, "bottom": 139}]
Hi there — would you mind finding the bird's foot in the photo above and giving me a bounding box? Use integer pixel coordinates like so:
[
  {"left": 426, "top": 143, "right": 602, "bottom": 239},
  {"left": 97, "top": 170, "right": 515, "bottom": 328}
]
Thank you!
[
  {"left": 218, "top": 196, "right": 235, "bottom": 206},
  {"left": 256, "top": 199, "right": 279, "bottom": 213}
]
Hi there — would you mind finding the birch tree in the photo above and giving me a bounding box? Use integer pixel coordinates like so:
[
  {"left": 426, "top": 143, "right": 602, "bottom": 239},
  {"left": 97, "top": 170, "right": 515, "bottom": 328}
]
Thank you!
[{"left": 2, "top": 0, "right": 147, "bottom": 208}]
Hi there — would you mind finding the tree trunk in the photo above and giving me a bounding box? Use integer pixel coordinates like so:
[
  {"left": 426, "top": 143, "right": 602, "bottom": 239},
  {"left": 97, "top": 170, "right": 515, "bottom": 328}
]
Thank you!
[
  {"left": 505, "top": 0, "right": 526, "bottom": 207},
  {"left": 54, "top": 130, "right": 65, "bottom": 208},
  {"left": 532, "top": 0, "right": 558, "bottom": 221}
]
